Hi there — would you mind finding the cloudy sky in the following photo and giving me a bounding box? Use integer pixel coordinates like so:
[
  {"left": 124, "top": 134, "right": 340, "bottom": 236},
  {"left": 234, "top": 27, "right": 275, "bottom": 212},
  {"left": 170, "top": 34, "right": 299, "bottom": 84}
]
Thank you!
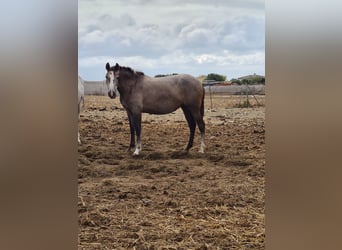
[{"left": 78, "top": 0, "right": 264, "bottom": 81}]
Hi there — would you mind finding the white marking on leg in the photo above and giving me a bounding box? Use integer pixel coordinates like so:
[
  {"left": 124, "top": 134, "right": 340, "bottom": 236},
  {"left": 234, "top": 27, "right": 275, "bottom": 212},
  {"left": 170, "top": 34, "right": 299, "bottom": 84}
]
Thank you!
[
  {"left": 78, "top": 130, "right": 81, "bottom": 144},
  {"left": 198, "top": 134, "right": 205, "bottom": 153},
  {"left": 133, "top": 148, "right": 140, "bottom": 155},
  {"left": 133, "top": 141, "right": 142, "bottom": 156}
]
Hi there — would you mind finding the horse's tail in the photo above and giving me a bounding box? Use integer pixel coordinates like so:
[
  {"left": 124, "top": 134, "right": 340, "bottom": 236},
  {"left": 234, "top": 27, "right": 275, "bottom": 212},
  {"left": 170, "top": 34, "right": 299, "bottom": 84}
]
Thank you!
[{"left": 200, "top": 87, "right": 205, "bottom": 117}]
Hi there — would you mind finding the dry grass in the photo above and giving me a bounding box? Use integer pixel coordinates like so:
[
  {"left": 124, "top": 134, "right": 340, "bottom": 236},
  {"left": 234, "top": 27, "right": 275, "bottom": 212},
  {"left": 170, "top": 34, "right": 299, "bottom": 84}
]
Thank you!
[{"left": 78, "top": 94, "right": 265, "bottom": 249}]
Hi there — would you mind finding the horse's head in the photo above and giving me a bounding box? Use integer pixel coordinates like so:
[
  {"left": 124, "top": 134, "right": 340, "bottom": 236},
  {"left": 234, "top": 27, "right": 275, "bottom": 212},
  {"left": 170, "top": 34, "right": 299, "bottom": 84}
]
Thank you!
[{"left": 105, "top": 62, "right": 120, "bottom": 99}]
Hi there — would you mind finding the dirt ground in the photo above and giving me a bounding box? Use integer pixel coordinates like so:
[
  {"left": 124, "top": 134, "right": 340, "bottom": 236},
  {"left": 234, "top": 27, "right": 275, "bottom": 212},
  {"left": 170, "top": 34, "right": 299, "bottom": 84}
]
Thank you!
[{"left": 78, "top": 94, "right": 265, "bottom": 249}]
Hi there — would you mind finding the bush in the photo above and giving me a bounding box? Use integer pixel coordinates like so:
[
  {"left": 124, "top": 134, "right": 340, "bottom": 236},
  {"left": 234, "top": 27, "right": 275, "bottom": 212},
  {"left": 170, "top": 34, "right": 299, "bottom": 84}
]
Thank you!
[
  {"left": 238, "top": 75, "right": 265, "bottom": 85},
  {"left": 231, "top": 78, "right": 242, "bottom": 85},
  {"left": 206, "top": 73, "right": 226, "bottom": 82},
  {"left": 258, "top": 77, "right": 265, "bottom": 84}
]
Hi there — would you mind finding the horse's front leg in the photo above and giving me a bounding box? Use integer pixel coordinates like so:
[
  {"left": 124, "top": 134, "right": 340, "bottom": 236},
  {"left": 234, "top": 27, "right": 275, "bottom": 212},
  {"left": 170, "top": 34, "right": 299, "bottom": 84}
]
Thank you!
[
  {"left": 132, "top": 113, "right": 142, "bottom": 156},
  {"left": 127, "top": 112, "right": 135, "bottom": 151}
]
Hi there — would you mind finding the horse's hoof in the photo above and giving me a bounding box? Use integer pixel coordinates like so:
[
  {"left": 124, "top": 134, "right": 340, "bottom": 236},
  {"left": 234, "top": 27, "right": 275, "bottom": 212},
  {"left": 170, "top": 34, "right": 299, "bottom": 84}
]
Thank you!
[
  {"left": 133, "top": 149, "right": 140, "bottom": 156},
  {"left": 198, "top": 144, "right": 205, "bottom": 153}
]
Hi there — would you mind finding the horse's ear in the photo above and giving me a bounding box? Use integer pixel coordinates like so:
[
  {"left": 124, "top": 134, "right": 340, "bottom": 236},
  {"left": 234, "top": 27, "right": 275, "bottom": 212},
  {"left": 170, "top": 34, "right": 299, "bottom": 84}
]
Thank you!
[
  {"left": 114, "top": 63, "right": 120, "bottom": 71},
  {"left": 105, "top": 62, "right": 110, "bottom": 71}
]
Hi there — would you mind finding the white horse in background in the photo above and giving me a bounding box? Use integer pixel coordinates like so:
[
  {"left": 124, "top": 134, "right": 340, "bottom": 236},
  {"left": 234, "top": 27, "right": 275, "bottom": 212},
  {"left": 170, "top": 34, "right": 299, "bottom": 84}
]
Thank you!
[{"left": 78, "top": 76, "right": 85, "bottom": 144}]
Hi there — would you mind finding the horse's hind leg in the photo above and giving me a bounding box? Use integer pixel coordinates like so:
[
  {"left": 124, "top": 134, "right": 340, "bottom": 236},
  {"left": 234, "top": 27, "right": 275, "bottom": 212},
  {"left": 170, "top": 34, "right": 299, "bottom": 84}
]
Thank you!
[
  {"left": 132, "top": 113, "right": 142, "bottom": 156},
  {"left": 182, "top": 106, "right": 196, "bottom": 152},
  {"left": 191, "top": 111, "right": 206, "bottom": 153},
  {"left": 198, "top": 121, "right": 206, "bottom": 153},
  {"left": 127, "top": 112, "right": 135, "bottom": 151}
]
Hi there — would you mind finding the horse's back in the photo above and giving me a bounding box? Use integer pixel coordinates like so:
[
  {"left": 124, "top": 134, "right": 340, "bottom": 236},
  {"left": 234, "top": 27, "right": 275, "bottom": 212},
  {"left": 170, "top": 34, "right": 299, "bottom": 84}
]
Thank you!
[
  {"left": 140, "top": 74, "right": 203, "bottom": 114},
  {"left": 145, "top": 74, "right": 202, "bottom": 92},
  {"left": 170, "top": 74, "right": 203, "bottom": 101},
  {"left": 142, "top": 74, "right": 202, "bottom": 97}
]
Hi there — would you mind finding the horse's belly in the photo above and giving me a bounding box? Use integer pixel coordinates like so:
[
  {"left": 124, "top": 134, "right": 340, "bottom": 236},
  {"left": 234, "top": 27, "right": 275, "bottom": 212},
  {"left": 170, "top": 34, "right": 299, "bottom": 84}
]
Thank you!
[{"left": 142, "top": 105, "right": 179, "bottom": 115}]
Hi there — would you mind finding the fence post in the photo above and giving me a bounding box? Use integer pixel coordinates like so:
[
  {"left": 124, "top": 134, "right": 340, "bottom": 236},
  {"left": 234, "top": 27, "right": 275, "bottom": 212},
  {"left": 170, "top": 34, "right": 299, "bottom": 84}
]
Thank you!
[
  {"left": 245, "top": 81, "right": 250, "bottom": 107},
  {"left": 209, "top": 85, "right": 213, "bottom": 109}
]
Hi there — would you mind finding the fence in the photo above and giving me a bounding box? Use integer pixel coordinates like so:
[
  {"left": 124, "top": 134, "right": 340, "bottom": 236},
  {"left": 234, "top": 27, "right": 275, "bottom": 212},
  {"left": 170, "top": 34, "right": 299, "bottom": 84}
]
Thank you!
[
  {"left": 82, "top": 79, "right": 265, "bottom": 96},
  {"left": 204, "top": 84, "right": 265, "bottom": 95},
  {"left": 83, "top": 80, "right": 107, "bottom": 95}
]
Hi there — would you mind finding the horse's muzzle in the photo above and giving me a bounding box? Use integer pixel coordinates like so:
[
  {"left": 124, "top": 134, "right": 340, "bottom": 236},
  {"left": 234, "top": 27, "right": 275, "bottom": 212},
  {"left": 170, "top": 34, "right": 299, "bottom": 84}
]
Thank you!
[{"left": 108, "top": 91, "right": 116, "bottom": 99}]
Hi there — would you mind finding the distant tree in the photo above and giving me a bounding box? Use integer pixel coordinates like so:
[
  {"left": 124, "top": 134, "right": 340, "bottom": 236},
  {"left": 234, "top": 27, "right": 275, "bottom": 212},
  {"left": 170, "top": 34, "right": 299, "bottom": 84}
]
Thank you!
[
  {"left": 249, "top": 76, "right": 265, "bottom": 84},
  {"left": 206, "top": 73, "right": 226, "bottom": 82},
  {"left": 241, "top": 79, "right": 251, "bottom": 85},
  {"left": 238, "top": 75, "right": 265, "bottom": 85},
  {"left": 154, "top": 74, "right": 164, "bottom": 78},
  {"left": 154, "top": 73, "right": 178, "bottom": 78},
  {"left": 231, "top": 78, "right": 242, "bottom": 85},
  {"left": 258, "top": 77, "right": 265, "bottom": 84}
]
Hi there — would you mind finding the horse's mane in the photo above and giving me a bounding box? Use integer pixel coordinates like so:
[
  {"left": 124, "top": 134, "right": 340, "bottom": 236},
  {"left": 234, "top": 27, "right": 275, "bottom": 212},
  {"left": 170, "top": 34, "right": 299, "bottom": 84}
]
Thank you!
[{"left": 111, "top": 65, "right": 144, "bottom": 78}]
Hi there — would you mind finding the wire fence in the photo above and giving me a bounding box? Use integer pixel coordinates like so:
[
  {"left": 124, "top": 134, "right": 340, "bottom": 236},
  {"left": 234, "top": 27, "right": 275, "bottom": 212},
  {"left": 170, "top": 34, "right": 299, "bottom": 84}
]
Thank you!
[{"left": 82, "top": 79, "right": 265, "bottom": 108}]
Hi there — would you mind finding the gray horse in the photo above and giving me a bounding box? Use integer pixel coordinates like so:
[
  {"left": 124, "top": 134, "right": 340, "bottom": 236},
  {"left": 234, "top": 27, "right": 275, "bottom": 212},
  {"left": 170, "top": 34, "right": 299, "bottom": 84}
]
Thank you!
[{"left": 105, "top": 62, "right": 205, "bottom": 155}]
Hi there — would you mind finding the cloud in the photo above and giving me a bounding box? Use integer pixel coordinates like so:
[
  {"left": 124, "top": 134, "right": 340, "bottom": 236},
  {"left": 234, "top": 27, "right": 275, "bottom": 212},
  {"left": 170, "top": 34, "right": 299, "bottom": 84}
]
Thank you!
[
  {"left": 78, "top": 0, "right": 264, "bottom": 80},
  {"left": 220, "top": 16, "right": 265, "bottom": 52},
  {"left": 79, "top": 50, "right": 264, "bottom": 76},
  {"left": 79, "top": 30, "right": 107, "bottom": 44},
  {"left": 178, "top": 24, "right": 216, "bottom": 49}
]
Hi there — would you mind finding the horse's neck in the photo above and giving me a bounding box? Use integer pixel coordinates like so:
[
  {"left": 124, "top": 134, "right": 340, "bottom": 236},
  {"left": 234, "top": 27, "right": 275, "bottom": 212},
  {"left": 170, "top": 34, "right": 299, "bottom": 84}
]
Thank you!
[{"left": 118, "top": 77, "right": 135, "bottom": 95}]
